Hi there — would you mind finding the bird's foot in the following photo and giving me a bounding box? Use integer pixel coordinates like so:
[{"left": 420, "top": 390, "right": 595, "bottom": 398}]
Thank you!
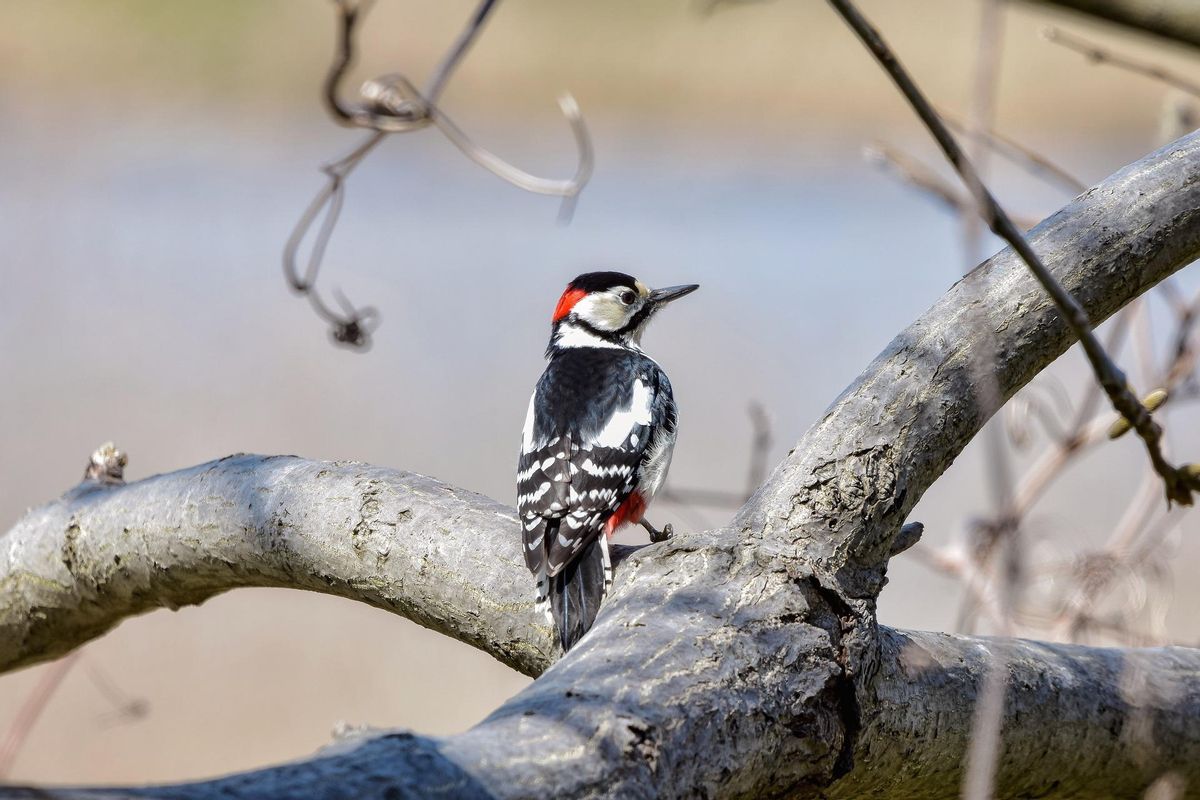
[{"left": 641, "top": 519, "right": 674, "bottom": 543}]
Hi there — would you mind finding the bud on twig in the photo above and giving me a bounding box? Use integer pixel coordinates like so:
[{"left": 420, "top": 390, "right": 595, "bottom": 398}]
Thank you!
[{"left": 1107, "top": 389, "right": 1167, "bottom": 439}]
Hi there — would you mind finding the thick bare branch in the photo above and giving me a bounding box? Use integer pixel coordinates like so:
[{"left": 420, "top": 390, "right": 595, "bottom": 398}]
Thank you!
[
  {"left": 741, "top": 129, "right": 1200, "bottom": 600},
  {"left": 828, "top": 629, "right": 1200, "bottom": 798},
  {"left": 5, "top": 628, "right": 1198, "bottom": 799},
  {"left": 0, "top": 456, "right": 556, "bottom": 677},
  {"left": 5, "top": 131, "right": 1200, "bottom": 799}
]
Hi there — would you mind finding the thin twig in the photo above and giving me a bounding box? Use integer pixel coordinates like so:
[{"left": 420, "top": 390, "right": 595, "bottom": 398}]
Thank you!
[
  {"left": 938, "top": 110, "right": 1087, "bottom": 194},
  {"left": 659, "top": 402, "right": 773, "bottom": 509},
  {"left": 424, "top": 0, "right": 500, "bottom": 104},
  {"left": 863, "top": 143, "right": 965, "bottom": 211},
  {"left": 85, "top": 661, "right": 150, "bottom": 728},
  {"left": 1044, "top": 27, "right": 1200, "bottom": 99},
  {"left": 743, "top": 401, "right": 772, "bottom": 497},
  {"left": 863, "top": 144, "right": 1040, "bottom": 229},
  {"left": 0, "top": 652, "right": 81, "bottom": 777},
  {"left": 828, "top": 0, "right": 1198, "bottom": 506}
]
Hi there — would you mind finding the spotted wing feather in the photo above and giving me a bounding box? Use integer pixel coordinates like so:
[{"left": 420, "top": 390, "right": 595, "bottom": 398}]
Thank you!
[{"left": 518, "top": 349, "right": 667, "bottom": 578}]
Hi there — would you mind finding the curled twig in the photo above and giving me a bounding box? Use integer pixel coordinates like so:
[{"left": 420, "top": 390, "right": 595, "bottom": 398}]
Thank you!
[{"left": 286, "top": 0, "right": 594, "bottom": 349}]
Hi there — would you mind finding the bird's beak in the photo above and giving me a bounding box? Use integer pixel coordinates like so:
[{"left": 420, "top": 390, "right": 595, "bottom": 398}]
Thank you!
[{"left": 648, "top": 284, "right": 699, "bottom": 306}]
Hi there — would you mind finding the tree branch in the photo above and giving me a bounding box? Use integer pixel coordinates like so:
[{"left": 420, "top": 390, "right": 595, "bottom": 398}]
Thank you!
[
  {"left": 829, "top": 0, "right": 1198, "bottom": 507},
  {"left": 829, "top": 629, "right": 1200, "bottom": 798},
  {"left": 6, "top": 131, "right": 1200, "bottom": 798},
  {"left": 1021, "top": 0, "right": 1200, "bottom": 49},
  {"left": 1044, "top": 26, "right": 1200, "bottom": 97},
  {"left": 5, "top": 630, "right": 1198, "bottom": 799},
  {"left": 0, "top": 456, "right": 556, "bottom": 677}
]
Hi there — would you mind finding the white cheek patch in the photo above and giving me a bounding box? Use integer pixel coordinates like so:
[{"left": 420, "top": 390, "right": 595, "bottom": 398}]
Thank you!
[
  {"left": 571, "top": 294, "right": 626, "bottom": 331},
  {"left": 593, "top": 380, "right": 653, "bottom": 447}
]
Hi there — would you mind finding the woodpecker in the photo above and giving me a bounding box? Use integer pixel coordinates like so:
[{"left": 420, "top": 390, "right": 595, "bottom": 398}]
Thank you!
[{"left": 518, "top": 271, "right": 698, "bottom": 651}]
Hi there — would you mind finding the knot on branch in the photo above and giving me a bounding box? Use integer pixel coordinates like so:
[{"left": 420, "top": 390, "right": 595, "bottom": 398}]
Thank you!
[
  {"left": 334, "top": 72, "right": 433, "bottom": 133},
  {"left": 83, "top": 442, "right": 127, "bottom": 485},
  {"left": 330, "top": 307, "right": 379, "bottom": 350}
]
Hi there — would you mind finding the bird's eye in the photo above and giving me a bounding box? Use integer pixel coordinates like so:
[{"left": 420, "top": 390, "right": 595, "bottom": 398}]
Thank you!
[{"left": 620, "top": 291, "right": 637, "bottom": 305}]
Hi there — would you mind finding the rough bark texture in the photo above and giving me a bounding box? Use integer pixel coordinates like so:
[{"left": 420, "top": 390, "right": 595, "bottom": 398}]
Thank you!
[
  {"left": 4, "top": 133, "right": 1200, "bottom": 798},
  {"left": 0, "top": 457, "right": 555, "bottom": 677},
  {"left": 1024, "top": 0, "right": 1200, "bottom": 47},
  {"left": 831, "top": 630, "right": 1200, "bottom": 798}
]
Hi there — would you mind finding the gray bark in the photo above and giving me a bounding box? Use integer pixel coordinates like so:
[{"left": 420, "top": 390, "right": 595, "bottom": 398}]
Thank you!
[
  {"left": 1023, "top": 0, "right": 1200, "bottom": 48},
  {"left": 0, "top": 457, "right": 555, "bottom": 678},
  {"left": 4, "top": 132, "right": 1200, "bottom": 798}
]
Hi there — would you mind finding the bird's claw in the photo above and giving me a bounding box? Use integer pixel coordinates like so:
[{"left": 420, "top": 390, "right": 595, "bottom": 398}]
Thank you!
[{"left": 648, "top": 522, "right": 674, "bottom": 543}]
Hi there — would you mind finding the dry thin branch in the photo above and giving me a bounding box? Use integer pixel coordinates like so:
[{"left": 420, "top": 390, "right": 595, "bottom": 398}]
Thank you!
[
  {"left": 938, "top": 110, "right": 1088, "bottom": 194},
  {"left": 828, "top": 0, "right": 1200, "bottom": 506},
  {"left": 0, "top": 653, "right": 80, "bottom": 779},
  {"left": 863, "top": 144, "right": 1042, "bottom": 229},
  {"left": 1043, "top": 26, "right": 1200, "bottom": 98},
  {"left": 958, "top": 5, "right": 1013, "bottom": 795},
  {"left": 659, "top": 402, "right": 772, "bottom": 509},
  {"left": 1020, "top": 0, "right": 1200, "bottom": 49},
  {"left": 920, "top": 280, "right": 1200, "bottom": 650},
  {"left": 285, "top": 0, "right": 594, "bottom": 349}
]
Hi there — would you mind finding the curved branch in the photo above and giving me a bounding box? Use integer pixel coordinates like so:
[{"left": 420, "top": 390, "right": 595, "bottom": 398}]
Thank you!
[
  {"left": 6, "top": 630, "right": 1198, "bottom": 799},
  {"left": 0, "top": 456, "right": 556, "bottom": 677},
  {"left": 6, "top": 132, "right": 1200, "bottom": 797},
  {"left": 835, "top": 629, "right": 1200, "bottom": 798},
  {"left": 737, "top": 129, "right": 1200, "bottom": 600}
]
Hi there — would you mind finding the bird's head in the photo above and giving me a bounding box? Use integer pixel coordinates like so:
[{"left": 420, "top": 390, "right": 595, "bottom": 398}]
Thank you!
[{"left": 549, "top": 271, "right": 698, "bottom": 351}]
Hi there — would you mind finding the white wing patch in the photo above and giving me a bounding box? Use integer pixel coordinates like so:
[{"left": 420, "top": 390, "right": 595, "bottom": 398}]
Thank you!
[
  {"left": 592, "top": 379, "right": 653, "bottom": 448},
  {"left": 637, "top": 427, "right": 676, "bottom": 503},
  {"left": 521, "top": 392, "right": 539, "bottom": 451}
]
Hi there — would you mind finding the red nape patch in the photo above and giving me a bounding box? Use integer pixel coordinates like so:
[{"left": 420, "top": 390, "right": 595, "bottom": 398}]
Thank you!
[
  {"left": 552, "top": 288, "right": 587, "bottom": 322},
  {"left": 605, "top": 492, "right": 646, "bottom": 538}
]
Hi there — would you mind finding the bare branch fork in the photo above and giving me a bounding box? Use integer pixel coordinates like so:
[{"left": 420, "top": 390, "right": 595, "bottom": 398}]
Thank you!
[
  {"left": 6, "top": 128, "right": 1200, "bottom": 797},
  {"left": 284, "top": 0, "right": 594, "bottom": 349},
  {"left": 828, "top": 0, "right": 1200, "bottom": 506}
]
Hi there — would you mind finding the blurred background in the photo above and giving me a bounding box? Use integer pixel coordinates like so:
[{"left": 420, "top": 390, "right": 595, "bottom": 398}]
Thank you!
[{"left": 2, "top": 0, "right": 1199, "bottom": 786}]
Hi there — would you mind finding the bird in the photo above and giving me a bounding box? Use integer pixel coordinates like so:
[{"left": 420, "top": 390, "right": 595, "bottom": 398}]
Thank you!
[{"left": 517, "top": 271, "right": 698, "bottom": 651}]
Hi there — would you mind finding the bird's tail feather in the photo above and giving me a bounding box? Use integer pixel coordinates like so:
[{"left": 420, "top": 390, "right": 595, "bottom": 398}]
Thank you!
[{"left": 549, "top": 537, "right": 606, "bottom": 651}]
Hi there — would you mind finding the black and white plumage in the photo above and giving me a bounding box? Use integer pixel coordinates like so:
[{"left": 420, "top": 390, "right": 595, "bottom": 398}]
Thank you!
[{"left": 518, "top": 271, "right": 697, "bottom": 651}]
